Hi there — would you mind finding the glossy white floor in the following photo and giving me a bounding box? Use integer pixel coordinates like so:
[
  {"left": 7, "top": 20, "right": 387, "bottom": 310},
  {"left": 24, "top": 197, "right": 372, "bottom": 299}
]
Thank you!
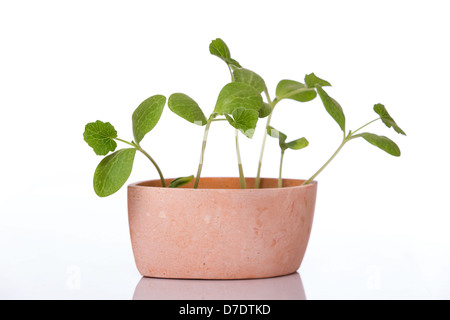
[{"left": 1, "top": 193, "right": 448, "bottom": 300}]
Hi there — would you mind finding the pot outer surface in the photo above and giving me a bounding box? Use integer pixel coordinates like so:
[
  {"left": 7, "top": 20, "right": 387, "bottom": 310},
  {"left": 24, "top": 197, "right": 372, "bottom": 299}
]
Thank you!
[{"left": 128, "top": 177, "right": 318, "bottom": 279}]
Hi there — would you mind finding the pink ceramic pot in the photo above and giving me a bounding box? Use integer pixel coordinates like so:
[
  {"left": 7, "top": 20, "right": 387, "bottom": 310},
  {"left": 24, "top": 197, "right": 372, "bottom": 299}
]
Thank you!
[{"left": 127, "top": 177, "right": 317, "bottom": 279}]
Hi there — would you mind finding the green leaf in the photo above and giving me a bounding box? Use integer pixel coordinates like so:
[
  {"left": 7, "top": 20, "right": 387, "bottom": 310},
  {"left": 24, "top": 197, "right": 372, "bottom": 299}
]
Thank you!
[
  {"left": 169, "top": 175, "right": 194, "bottom": 188},
  {"left": 305, "top": 73, "right": 331, "bottom": 88},
  {"left": 316, "top": 86, "right": 346, "bottom": 133},
  {"left": 267, "top": 126, "right": 288, "bottom": 150},
  {"left": 225, "top": 107, "right": 259, "bottom": 138},
  {"left": 214, "top": 82, "right": 263, "bottom": 115},
  {"left": 209, "top": 38, "right": 230, "bottom": 60},
  {"left": 286, "top": 137, "right": 309, "bottom": 150},
  {"left": 83, "top": 120, "right": 118, "bottom": 156},
  {"left": 373, "top": 103, "right": 406, "bottom": 135},
  {"left": 93, "top": 148, "right": 137, "bottom": 197},
  {"left": 275, "top": 80, "right": 317, "bottom": 102},
  {"left": 209, "top": 38, "right": 242, "bottom": 68},
  {"left": 233, "top": 68, "right": 266, "bottom": 93},
  {"left": 258, "top": 102, "right": 272, "bottom": 118},
  {"left": 132, "top": 95, "right": 166, "bottom": 143},
  {"left": 168, "top": 93, "right": 207, "bottom": 126},
  {"left": 354, "top": 132, "right": 401, "bottom": 156},
  {"left": 267, "top": 126, "right": 309, "bottom": 151}
]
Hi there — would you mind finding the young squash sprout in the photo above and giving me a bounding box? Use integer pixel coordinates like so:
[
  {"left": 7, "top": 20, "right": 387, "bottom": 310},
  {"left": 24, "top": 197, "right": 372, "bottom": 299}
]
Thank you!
[
  {"left": 83, "top": 95, "right": 194, "bottom": 197},
  {"left": 267, "top": 126, "right": 309, "bottom": 188},
  {"left": 83, "top": 38, "right": 405, "bottom": 197},
  {"left": 302, "top": 87, "right": 406, "bottom": 185}
]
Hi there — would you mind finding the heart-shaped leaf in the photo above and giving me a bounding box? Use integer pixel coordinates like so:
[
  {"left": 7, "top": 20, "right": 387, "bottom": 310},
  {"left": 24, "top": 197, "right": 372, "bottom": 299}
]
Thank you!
[
  {"left": 374, "top": 103, "right": 406, "bottom": 135},
  {"left": 225, "top": 107, "right": 259, "bottom": 138},
  {"left": 354, "top": 132, "right": 401, "bottom": 156},
  {"left": 209, "top": 38, "right": 242, "bottom": 68},
  {"left": 233, "top": 68, "right": 266, "bottom": 93},
  {"left": 83, "top": 120, "right": 117, "bottom": 156},
  {"left": 169, "top": 175, "right": 195, "bottom": 188},
  {"left": 316, "top": 86, "right": 346, "bottom": 133},
  {"left": 305, "top": 73, "right": 331, "bottom": 88},
  {"left": 214, "top": 82, "right": 263, "bottom": 115},
  {"left": 132, "top": 95, "right": 166, "bottom": 143},
  {"left": 168, "top": 93, "right": 207, "bottom": 126},
  {"left": 276, "top": 80, "right": 317, "bottom": 102},
  {"left": 93, "top": 148, "right": 137, "bottom": 197}
]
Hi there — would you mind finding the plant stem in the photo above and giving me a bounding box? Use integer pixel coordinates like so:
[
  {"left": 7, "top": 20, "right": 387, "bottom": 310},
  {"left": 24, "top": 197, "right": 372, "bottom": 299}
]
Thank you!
[
  {"left": 255, "top": 88, "right": 278, "bottom": 189},
  {"left": 114, "top": 138, "right": 136, "bottom": 148},
  {"left": 278, "top": 150, "right": 285, "bottom": 188},
  {"left": 194, "top": 117, "right": 213, "bottom": 189},
  {"left": 351, "top": 118, "right": 380, "bottom": 135},
  {"left": 136, "top": 145, "right": 166, "bottom": 187},
  {"left": 302, "top": 117, "right": 382, "bottom": 185},
  {"left": 235, "top": 129, "right": 246, "bottom": 189},
  {"left": 303, "top": 139, "right": 347, "bottom": 186},
  {"left": 227, "top": 63, "right": 246, "bottom": 188},
  {"left": 115, "top": 138, "right": 166, "bottom": 187}
]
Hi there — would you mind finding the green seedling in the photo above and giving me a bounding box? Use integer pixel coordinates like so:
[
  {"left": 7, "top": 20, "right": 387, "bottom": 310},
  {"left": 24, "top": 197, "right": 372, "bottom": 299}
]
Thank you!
[
  {"left": 267, "top": 126, "right": 309, "bottom": 188},
  {"left": 83, "top": 38, "right": 405, "bottom": 196},
  {"left": 83, "top": 95, "right": 193, "bottom": 197},
  {"left": 170, "top": 39, "right": 265, "bottom": 189},
  {"left": 302, "top": 88, "right": 406, "bottom": 185}
]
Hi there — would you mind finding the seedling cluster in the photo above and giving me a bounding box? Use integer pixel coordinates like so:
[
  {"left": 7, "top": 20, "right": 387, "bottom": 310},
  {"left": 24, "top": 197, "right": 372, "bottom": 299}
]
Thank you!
[{"left": 83, "top": 38, "right": 405, "bottom": 197}]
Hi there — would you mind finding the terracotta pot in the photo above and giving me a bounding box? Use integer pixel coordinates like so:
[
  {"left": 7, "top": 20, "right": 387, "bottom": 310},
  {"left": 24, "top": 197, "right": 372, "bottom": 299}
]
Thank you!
[{"left": 127, "top": 177, "right": 318, "bottom": 279}]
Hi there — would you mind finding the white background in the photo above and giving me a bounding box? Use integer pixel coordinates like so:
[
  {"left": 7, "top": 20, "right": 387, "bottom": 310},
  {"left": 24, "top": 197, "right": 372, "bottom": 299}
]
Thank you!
[{"left": 1, "top": 0, "right": 449, "bottom": 299}]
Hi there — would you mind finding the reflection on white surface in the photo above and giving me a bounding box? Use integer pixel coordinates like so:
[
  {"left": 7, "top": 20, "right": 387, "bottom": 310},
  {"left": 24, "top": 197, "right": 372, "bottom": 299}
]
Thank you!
[{"left": 132, "top": 272, "right": 306, "bottom": 300}]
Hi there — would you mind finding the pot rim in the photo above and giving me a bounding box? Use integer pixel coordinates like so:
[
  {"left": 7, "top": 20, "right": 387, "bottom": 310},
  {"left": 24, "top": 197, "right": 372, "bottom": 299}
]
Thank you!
[{"left": 128, "top": 177, "right": 317, "bottom": 192}]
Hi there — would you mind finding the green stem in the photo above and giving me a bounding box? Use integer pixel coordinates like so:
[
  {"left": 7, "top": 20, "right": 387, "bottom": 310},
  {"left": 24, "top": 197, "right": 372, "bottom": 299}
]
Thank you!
[
  {"left": 228, "top": 63, "right": 245, "bottom": 188},
  {"left": 227, "top": 64, "right": 235, "bottom": 82},
  {"left": 351, "top": 118, "right": 380, "bottom": 135},
  {"left": 115, "top": 138, "right": 166, "bottom": 187},
  {"left": 255, "top": 88, "right": 278, "bottom": 189},
  {"left": 194, "top": 117, "right": 213, "bottom": 189},
  {"left": 303, "top": 139, "right": 347, "bottom": 185},
  {"left": 302, "top": 118, "right": 382, "bottom": 185},
  {"left": 278, "top": 150, "right": 285, "bottom": 188},
  {"left": 114, "top": 138, "right": 136, "bottom": 148},
  {"left": 235, "top": 129, "right": 246, "bottom": 189},
  {"left": 136, "top": 145, "right": 166, "bottom": 187}
]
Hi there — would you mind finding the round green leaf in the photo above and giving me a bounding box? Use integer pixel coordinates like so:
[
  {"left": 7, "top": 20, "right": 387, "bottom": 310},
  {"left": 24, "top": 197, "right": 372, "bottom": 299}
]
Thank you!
[
  {"left": 214, "top": 82, "right": 263, "bottom": 115},
  {"left": 93, "top": 148, "right": 137, "bottom": 197},
  {"left": 83, "top": 120, "right": 117, "bottom": 156},
  {"left": 168, "top": 93, "right": 207, "bottom": 126},
  {"left": 225, "top": 107, "right": 259, "bottom": 138}
]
